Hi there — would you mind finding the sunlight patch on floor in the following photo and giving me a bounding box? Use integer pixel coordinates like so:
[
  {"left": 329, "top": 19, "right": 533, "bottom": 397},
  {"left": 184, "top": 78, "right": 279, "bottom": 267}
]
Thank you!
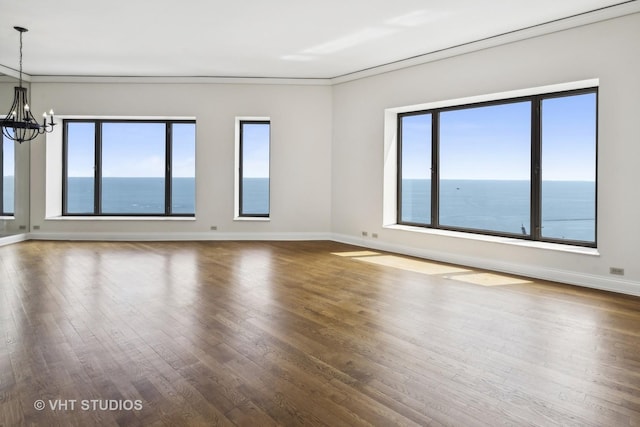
[
  {"left": 331, "top": 251, "right": 381, "bottom": 257},
  {"left": 333, "top": 251, "right": 531, "bottom": 286},
  {"left": 355, "top": 254, "right": 470, "bottom": 275},
  {"left": 446, "top": 272, "right": 532, "bottom": 286}
]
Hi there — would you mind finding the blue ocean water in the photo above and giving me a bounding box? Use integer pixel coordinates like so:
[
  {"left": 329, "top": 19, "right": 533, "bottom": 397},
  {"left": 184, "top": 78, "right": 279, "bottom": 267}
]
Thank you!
[
  {"left": 242, "top": 177, "right": 270, "bottom": 215},
  {"left": 66, "top": 177, "right": 270, "bottom": 215},
  {"left": 401, "top": 179, "right": 595, "bottom": 242},
  {"left": 64, "top": 177, "right": 594, "bottom": 242},
  {"left": 67, "top": 177, "right": 196, "bottom": 214},
  {"left": 2, "top": 176, "right": 14, "bottom": 214}
]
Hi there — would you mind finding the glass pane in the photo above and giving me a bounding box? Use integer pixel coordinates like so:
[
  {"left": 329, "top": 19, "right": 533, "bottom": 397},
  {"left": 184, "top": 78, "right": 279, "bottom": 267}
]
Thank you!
[
  {"left": 399, "top": 113, "right": 431, "bottom": 224},
  {"left": 171, "top": 123, "right": 196, "bottom": 214},
  {"left": 2, "top": 135, "right": 15, "bottom": 215},
  {"left": 439, "top": 101, "right": 531, "bottom": 235},
  {"left": 66, "top": 122, "right": 95, "bottom": 214},
  {"left": 241, "top": 122, "right": 270, "bottom": 216},
  {"left": 101, "top": 122, "right": 165, "bottom": 214},
  {"left": 541, "top": 93, "right": 596, "bottom": 243}
]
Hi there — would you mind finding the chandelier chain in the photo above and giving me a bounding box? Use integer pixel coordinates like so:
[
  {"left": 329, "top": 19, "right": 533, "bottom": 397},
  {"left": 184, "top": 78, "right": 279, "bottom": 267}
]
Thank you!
[{"left": 19, "top": 29, "right": 23, "bottom": 86}]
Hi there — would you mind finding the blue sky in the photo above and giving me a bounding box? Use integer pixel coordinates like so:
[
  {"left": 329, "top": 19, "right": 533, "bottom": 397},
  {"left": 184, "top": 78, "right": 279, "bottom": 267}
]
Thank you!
[
  {"left": 242, "top": 123, "right": 270, "bottom": 178},
  {"left": 401, "top": 113, "right": 431, "bottom": 180},
  {"left": 541, "top": 93, "right": 596, "bottom": 181},
  {"left": 2, "top": 135, "right": 15, "bottom": 211},
  {"left": 61, "top": 92, "right": 595, "bottom": 182},
  {"left": 66, "top": 121, "right": 270, "bottom": 179},
  {"left": 102, "top": 123, "right": 166, "bottom": 178},
  {"left": 67, "top": 122, "right": 195, "bottom": 178},
  {"left": 71, "top": 121, "right": 269, "bottom": 179},
  {"left": 2, "top": 135, "right": 15, "bottom": 176},
  {"left": 401, "top": 92, "right": 596, "bottom": 181},
  {"left": 440, "top": 101, "right": 531, "bottom": 180}
]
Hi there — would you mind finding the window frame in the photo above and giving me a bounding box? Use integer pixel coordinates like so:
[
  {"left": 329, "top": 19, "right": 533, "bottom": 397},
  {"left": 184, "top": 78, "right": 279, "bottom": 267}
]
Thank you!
[
  {"left": 237, "top": 119, "right": 271, "bottom": 218},
  {"left": 1, "top": 135, "right": 4, "bottom": 216},
  {"left": 62, "top": 118, "right": 196, "bottom": 217},
  {"left": 397, "top": 87, "right": 598, "bottom": 248},
  {"left": 1, "top": 133, "right": 14, "bottom": 216}
]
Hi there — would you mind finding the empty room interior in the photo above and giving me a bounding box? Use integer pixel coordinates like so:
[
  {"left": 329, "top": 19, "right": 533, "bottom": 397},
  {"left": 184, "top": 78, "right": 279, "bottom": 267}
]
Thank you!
[{"left": 2, "top": 1, "right": 640, "bottom": 425}]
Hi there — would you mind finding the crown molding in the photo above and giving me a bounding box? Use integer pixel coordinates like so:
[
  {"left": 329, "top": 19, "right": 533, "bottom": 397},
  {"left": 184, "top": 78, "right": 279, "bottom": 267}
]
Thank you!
[
  {"left": 0, "top": 64, "right": 30, "bottom": 82},
  {"left": 4, "top": 2, "right": 639, "bottom": 87},
  {"left": 27, "top": 75, "right": 332, "bottom": 86},
  {"left": 331, "top": 2, "right": 640, "bottom": 85}
]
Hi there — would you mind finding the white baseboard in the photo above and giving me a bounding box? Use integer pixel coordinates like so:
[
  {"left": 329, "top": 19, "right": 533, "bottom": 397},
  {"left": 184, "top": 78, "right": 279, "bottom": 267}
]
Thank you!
[
  {"left": 27, "top": 231, "right": 333, "bottom": 242},
  {"left": 332, "top": 233, "right": 640, "bottom": 297},
  {"left": 0, "top": 233, "right": 29, "bottom": 247}
]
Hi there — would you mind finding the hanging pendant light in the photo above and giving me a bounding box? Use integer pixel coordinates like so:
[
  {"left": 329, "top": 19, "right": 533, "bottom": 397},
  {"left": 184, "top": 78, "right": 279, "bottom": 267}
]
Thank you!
[{"left": 1, "top": 26, "right": 55, "bottom": 143}]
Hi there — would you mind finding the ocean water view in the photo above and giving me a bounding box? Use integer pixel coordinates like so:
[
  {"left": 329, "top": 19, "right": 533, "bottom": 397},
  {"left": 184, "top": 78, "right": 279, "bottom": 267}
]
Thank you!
[
  {"left": 67, "top": 177, "right": 195, "bottom": 214},
  {"left": 66, "top": 177, "right": 269, "bottom": 215},
  {"left": 62, "top": 177, "right": 594, "bottom": 242},
  {"left": 2, "top": 176, "right": 14, "bottom": 214},
  {"left": 241, "top": 177, "right": 270, "bottom": 215},
  {"left": 401, "top": 179, "right": 595, "bottom": 242}
]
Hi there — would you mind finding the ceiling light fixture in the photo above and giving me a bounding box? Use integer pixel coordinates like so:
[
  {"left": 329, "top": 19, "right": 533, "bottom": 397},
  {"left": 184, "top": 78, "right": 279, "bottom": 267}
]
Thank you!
[{"left": 1, "top": 26, "right": 55, "bottom": 143}]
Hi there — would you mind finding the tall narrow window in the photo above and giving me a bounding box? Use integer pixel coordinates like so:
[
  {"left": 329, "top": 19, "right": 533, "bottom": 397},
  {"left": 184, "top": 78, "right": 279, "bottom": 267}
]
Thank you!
[
  {"left": 398, "top": 113, "right": 431, "bottom": 225},
  {"left": 1, "top": 134, "right": 15, "bottom": 216},
  {"left": 63, "top": 119, "right": 196, "bottom": 216},
  {"left": 171, "top": 123, "right": 196, "bottom": 214},
  {"left": 239, "top": 120, "right": 270, "bottom": 217},
  {"left": 64, "top": 121, "right": 96, "bottom": 214},
  {"left": 541, "top": 92, "right": 597, "bottom": 243}
]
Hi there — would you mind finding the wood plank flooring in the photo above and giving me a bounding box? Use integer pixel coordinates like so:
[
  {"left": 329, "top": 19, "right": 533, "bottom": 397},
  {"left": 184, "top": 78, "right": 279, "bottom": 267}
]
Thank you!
[{"left": 1, "top": 240, "right": 639, "bottom": 426}]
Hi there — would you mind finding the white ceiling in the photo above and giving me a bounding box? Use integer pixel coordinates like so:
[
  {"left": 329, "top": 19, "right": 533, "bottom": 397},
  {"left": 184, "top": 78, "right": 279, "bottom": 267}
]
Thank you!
[{"left": 0, "top": 0, "right": 637, "bottom": 79}]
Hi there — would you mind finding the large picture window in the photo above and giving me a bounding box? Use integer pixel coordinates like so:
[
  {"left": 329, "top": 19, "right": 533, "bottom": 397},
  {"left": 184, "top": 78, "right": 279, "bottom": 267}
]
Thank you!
[
  {"left": 398, "top": 87, "right": 597, "bottom": 247},
  {"left": 63, "top": 119, "right": 196, "bottom": 216},
  {"left": 238, "top": 120, "right": 270, "bottom": 217},
  {"left": 1, "top": 133, "right": 15, "bottom": 216}
]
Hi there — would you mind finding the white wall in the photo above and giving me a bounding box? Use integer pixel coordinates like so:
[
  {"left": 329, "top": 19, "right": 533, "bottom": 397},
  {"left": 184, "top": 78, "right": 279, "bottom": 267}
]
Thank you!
[
  {"left": 28, "top": 82, "right": 332, "bottom": 238},
  {"left": 331, "top": 13, "right": 640, "bottom": 294}
]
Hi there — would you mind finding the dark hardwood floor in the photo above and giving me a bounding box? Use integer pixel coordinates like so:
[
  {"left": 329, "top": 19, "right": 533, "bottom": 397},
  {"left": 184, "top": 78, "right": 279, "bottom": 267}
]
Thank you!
[{"left": 1, "top": 240, "right": 639, "bottom": 426}]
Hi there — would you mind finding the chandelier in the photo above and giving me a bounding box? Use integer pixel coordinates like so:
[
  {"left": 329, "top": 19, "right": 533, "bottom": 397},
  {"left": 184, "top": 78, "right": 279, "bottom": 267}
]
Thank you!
[{"left": 1, "top": 26, "right": 55, "bottom": 143}]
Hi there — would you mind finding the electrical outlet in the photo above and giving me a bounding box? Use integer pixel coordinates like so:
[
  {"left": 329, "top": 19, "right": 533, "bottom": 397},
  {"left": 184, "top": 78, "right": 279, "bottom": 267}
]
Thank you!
[
  {"left": 33, "top": 225, "right": 40, "bottom": 230},
  {"left": 372, "top": 233, "right": 379, "bottom": 238},
  {"left": 19, "top": 225, "right": 26, "bottom": 230},
  {"left": 609, "top": 267, "right": 624, "bottom": 276},
  {"left": 361, "top": 231, "right": 368, "bottom": 237},
  {"left": 210, "top": 225, "right": 218, "bottom": 231}
]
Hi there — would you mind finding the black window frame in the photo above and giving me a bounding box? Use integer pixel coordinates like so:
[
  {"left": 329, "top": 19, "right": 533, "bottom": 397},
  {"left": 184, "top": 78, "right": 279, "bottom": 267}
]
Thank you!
[
  {"left": 238, "top": 119, "right": 270, "bottom": 218},
  {"left": 397, "top": 87, "right": 598, "bottom": 248},
  {"left": 62, "top": 118, "right": 196, "bottom": 217},
  {"left": 1, "top": 134, "right": 14, "bottom": 216}
]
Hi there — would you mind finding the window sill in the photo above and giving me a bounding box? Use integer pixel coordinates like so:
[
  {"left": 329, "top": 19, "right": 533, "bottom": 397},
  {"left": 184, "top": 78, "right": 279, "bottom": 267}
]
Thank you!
[
  {"left": 0, "top": 216, "right": 15, "bottom": 220},
  {"left": 384, "top": 224, "right": 599, "bottom": 256},
  {"left": 45, "top": 216, "right": 196, "bottom": 221},
  {"left": 234, "top": 216, "right": 270, "bottom": 222}
]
